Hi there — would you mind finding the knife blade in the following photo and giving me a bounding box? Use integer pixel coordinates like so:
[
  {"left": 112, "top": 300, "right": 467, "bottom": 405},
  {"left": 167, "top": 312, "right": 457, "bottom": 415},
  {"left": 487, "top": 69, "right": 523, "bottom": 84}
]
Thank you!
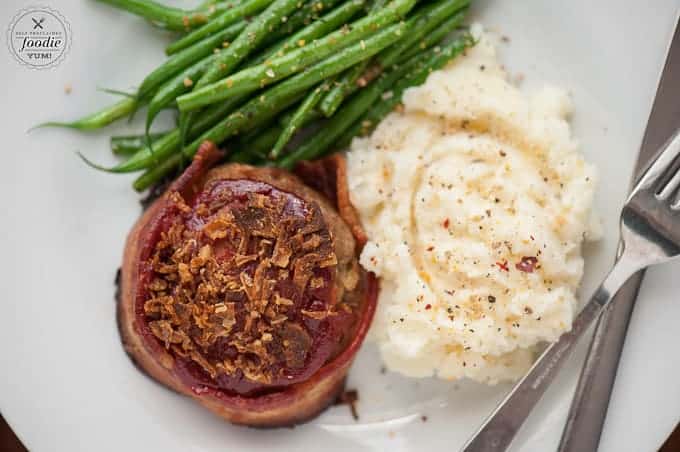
[{"left": 558, "top": 16, "right": 680, "bottom": 452}]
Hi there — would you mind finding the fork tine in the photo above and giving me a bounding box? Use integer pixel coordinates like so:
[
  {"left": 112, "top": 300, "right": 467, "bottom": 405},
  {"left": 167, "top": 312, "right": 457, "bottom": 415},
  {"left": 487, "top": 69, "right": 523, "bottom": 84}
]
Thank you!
[
  {"left": 630, "top": 129, "right": 680, "bottom": 197},
  {"left": 671, "top": 196, "right": 680, "bottom": 211},
  {"left": 656, "top": 164, "right": 680, "bottom": 200}
]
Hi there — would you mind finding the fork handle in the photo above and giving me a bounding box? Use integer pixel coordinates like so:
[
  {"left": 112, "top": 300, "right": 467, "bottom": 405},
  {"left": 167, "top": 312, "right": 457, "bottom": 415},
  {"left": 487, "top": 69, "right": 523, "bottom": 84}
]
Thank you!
[{"left": 462, "top": 259, "right": 637, "bottom": 452}]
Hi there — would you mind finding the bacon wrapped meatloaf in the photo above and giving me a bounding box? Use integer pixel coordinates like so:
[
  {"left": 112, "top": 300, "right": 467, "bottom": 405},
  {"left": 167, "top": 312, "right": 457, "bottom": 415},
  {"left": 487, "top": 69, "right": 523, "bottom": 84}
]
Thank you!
[{"left": 118, "top": 142, "right": 377, "bottom": 427}]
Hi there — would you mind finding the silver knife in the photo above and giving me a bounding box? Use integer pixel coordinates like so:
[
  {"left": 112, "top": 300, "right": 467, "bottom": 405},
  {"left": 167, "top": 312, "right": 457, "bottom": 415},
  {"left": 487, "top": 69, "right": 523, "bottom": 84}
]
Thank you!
[{"left": 558, "top": 17, "right": 680, "bottom": 452}]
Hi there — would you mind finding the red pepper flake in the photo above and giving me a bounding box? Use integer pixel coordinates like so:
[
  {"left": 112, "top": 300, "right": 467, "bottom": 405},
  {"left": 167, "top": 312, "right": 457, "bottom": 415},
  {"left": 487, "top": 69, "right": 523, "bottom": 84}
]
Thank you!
[
  {"left": 495, "top": 260, "right": 509, "bottom": 272},
  {"left": 443, "top": 218, "right": 450, "bottom": 228},
  {"left": 516, "top": 256, "right": 538, "bottom": 273},
  {"left": 425, "top": 304, "right": 432, "bottom": 310},
  {"left": 426, "top": 245, "right": 435, "bottom": 251},
  {"left": 530, "top": 235, "right": 535, "bottom": 241}
]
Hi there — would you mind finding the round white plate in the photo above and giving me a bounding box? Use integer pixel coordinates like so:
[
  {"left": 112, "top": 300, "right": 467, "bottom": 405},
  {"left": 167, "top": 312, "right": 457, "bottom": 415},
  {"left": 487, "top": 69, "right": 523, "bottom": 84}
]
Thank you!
[{"left": 1, "top": 1, "right": 679, "bottom": 451}]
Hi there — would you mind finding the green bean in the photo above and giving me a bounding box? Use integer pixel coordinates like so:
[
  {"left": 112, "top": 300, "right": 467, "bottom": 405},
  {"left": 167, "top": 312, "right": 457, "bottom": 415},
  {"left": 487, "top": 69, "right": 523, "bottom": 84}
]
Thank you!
[
  {"left": 368, "top": 33, "right": 473, "bottom": 125},
  {"left": 318, "top": 62, "right": 385, "bottom": 116},
  {"left": 251, "top": 0, "right": 365, "bottom": 65},
  {"left": 137, "top": 21, "right": 247, "bottom": 98},
  {"left": 196, "top": 0, "right": 305, "bottom": 90},
  {"left": 378, "top": 0, "right": 469, "bottom": 67},
  {"left": 277, "top": 105, "right": 321, "bottom": 125},
  {"left": 111, "top": 132, "right": 168, "bottom": 156},
  {"left": 231, "top": 124, "right": 283, "bottom": 162},
  {"left": 119, "top": 131, "right": 182, "bottom": 172},
  {"left": 319, "top": 0, "right": 469, "bottom": 117},
  {"left": 254, "top": 0, "right": 347, "bottom": 53},
  {"left": 36, "top": 97, "right": 138, "bottom": 131},
  {"left": 177, "top": 0, "right": 417, "bottom": 112},
  {"left": 339, "top": 33, "right": 474, "bottom": 148},
  {"left": 198, "top": 0, "right": 221, "bottom": 8},
  {"left": 98, "top": 87, "right": 137, "bottom": 98},
  {"left": 113, "top": 96, "right": 248, "bottom": 173},
  {"left": 178, "top": 111, "right": 193, "bottom": 150},
  {"left": 173, "top": 0, "right": 296, "bottom": 140},
  {"left": 279, "top": 33, "right": 473, "bottom": 167},
  {"left": 317, "top": 0, "right": 388, "bottom": 117},
  {"left": 277, "top": 62, "right": 413, "bottom": 168},
  {"left": 133, "top": 152, "right": 184, "bottom": 192},
  {"left": 277, "top": 109, "right": 296, "bottom": 126},
  {"left": 166, "top": 0, "right": 275, "bottom": 55},
  {"left": 398, "top": 10, "right": 467, "bottom": 62},
  {"left": 95, "top": 0, "right": 235, "bottom": 31},
  {"left": 198, "top": 0, "right": 243, "bottom": 8},
  {"left": 269, "top": 81, "right": 327, "bottom": 158},
  {"left": 133, "top": 89, "right": 303, "bottom": 191},
  {"left": 174, "top": 7, "right": 268, "bottom": 148},
  {"left": 239, "top": 120, "right": 277, "bottom": 143},
  {"left": 144, "top": 54, "right": 217, "bottom": 138},
  {"left": 181, "top": 19, "right": 407, "bottom": 161},
  {"left": 319, "top": 63, "right": 365, "bottom": 117},
  {"left": 171, "top": 0, "right": 299, "bottom": 154}
]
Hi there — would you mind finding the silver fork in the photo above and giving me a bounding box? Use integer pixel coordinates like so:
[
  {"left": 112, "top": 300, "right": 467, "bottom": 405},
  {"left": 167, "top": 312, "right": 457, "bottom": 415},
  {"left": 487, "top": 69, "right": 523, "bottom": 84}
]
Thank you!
[{"left": 463, "top": 128, "right": 680, "bottom": 452}]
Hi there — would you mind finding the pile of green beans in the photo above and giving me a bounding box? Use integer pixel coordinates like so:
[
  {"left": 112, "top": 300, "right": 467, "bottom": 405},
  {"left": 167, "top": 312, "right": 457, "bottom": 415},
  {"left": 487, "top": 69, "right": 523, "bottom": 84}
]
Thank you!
[{"left": 44, "top": 0, "right": 474, "bottom": 192}]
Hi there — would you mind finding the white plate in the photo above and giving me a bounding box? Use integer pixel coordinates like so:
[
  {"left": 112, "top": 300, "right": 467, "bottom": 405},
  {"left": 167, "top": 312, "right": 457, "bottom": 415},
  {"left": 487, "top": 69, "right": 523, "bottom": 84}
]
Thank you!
[{"left": 1, "top": 1, "right": 679, "bottom": 451}]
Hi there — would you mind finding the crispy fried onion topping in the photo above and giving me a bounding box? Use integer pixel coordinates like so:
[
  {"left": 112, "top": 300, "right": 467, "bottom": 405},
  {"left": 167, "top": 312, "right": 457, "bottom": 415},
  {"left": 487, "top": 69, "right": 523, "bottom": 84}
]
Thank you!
[{"left": 142, "top": 181, "right": 342, "bottom": 386}]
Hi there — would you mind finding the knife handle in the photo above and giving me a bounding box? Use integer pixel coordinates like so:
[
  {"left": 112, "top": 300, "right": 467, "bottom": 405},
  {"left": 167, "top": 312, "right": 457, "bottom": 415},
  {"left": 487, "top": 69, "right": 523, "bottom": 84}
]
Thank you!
[{"left": 558, "top": 272, "right": 643, "bottom": 452}]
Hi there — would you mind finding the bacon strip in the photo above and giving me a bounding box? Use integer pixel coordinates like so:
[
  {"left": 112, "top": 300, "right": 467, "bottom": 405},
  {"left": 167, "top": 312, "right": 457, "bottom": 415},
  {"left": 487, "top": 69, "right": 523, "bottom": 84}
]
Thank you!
[{"left": 295, "top": 155, "right": 368, "bottom": 250}]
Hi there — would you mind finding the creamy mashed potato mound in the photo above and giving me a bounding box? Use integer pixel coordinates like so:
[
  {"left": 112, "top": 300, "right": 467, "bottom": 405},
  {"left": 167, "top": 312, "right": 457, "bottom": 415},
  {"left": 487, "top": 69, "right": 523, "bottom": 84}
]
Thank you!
[{"left": 346, "top": 30, "right": 600, "bottom": 383}]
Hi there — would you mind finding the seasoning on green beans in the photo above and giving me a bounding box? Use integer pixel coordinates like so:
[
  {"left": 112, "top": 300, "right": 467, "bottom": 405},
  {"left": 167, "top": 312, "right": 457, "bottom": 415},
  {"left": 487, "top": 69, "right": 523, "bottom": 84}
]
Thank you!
[
  {"left": 195, "top": 0, "right": 305, "bottom": 90},
  {"left": 378, "top": 0, "right": 470, "bottom": 67},
  {"left": 279, "top": 33, "right": 474, "bottom": 167},
  {"left": 182, "top": 20, "right": 409, "bottom": 158},
  {"left": 317, "top": 0, "right": 388, "bottom": 117},
  {"left": 177, "top": 0, "right": 417, "bottom": 112},
  {"left": 137, "top": 21, "right": 247, "bottom": 99},
  {"left": 399, "top": 10, "right": 469, "bottom": 62},
  {"left": 165, "top": 0, "right": 275, "bottom": 54}
]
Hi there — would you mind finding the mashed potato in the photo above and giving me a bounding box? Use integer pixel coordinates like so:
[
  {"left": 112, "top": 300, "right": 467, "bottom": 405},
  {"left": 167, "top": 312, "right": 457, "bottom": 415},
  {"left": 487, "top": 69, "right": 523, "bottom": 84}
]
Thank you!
[{"left": 346, "top": 30, "right": 600, "bottom": 383}]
